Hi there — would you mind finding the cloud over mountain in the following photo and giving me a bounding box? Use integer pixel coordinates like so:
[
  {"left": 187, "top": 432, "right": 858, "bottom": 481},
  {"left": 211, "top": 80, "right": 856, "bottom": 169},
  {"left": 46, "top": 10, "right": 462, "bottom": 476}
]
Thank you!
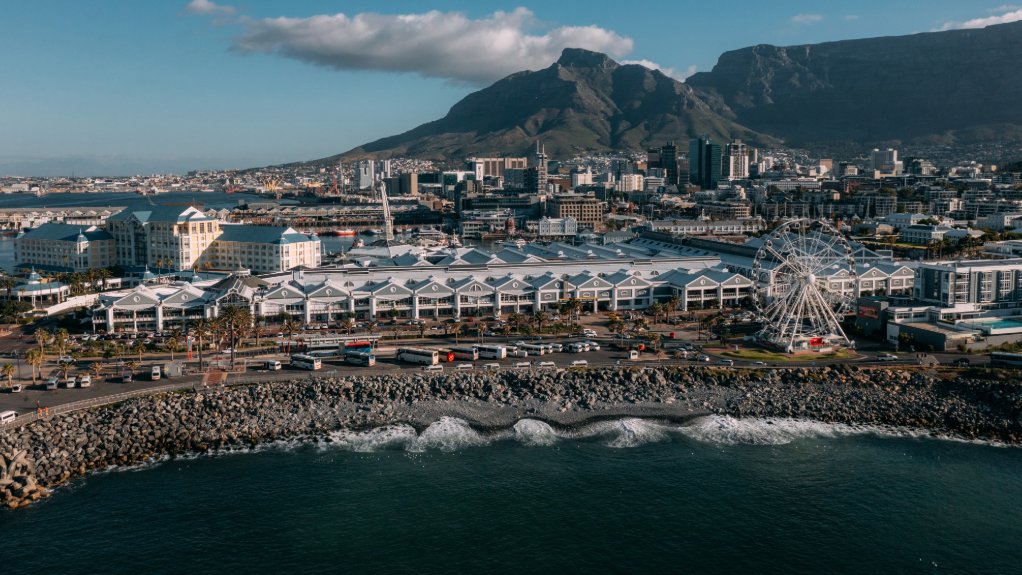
[{"left": 229, "top": 7, "right": 645, "bottom": 85}]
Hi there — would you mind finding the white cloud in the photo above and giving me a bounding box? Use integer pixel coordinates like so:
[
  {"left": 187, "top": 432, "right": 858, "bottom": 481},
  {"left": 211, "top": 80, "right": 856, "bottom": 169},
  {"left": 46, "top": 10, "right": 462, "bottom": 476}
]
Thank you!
[
  {"left": 939, "top": 7, "right": 1022, "bottom": 30},
  {"left": 620, "top": 59, "right": 694, "bottom": 81},
  {"left": 791, "top": 14, "right": 823, "bottom": 25},
  {"left": 186, "top": 0, "right": 234, "bottom": 15},
  {"left": 227, "top": 7, "right": 639, "bottom": 85}
]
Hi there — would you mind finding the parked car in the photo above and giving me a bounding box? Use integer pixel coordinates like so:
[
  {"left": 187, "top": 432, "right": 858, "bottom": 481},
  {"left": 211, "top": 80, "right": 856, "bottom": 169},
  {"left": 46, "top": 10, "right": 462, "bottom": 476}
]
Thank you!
[
  {"left": 570, "top": 360, "right": 588, "bottom": 367},
  {"left": 10, "top": 384, "right": 23, "bottom": 393},
  {"left": 513, "top": 361, "right": 531, "bottom": 369},
  {"left": 718, "top": 359, "right": 735, "bottom": 366},
  {"left": 45, "top": 377, "right": 59, "bottom": 390},
  {"left": 582, "top": 329, "right": 597, "bottom": 338},
  {"left": 951, "top": 357, "right": 971, "bottom": 367},
  {"left": 423, "top": 364, "right": 444, "bottom": 372},
  {"left": 77, "top": 374, "right": 92, "bottom": 388},
  {"left": 697, "top": 355, "right": 711, "bottom": 362},
  {"left": 58, "top": 355, "right": 75, "bottom": 364},
  {"left": 877, "top": 354, "right": 898, "bottom": 361},
  {"left": 483, "top": 363, "right": 501, "bottom": 371},
  {"left": 535, "top": 361, "right": 557, "bottom": 369},
  {"left": 455, "top": 363, "right": 474, "bottom": 370}
]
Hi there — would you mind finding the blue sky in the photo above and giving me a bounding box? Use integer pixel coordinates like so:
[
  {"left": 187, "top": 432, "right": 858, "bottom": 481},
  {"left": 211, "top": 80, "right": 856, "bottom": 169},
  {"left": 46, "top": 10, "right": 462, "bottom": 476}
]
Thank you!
[{"left": 2, "top": 1, "right": 1019, "bottom": 175}]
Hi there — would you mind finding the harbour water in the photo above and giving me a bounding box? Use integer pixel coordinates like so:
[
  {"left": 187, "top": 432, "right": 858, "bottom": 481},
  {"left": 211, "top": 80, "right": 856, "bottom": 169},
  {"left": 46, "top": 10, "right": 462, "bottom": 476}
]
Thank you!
[{"left": 2, "top": 417, "right": 1020, "bottom": 574}]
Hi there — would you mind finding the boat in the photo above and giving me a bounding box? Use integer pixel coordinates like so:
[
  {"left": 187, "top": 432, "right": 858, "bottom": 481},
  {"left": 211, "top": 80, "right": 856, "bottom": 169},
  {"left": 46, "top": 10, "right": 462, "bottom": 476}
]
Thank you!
[{"left": 336, "top": 229, "right": 356, "bottom": 237}]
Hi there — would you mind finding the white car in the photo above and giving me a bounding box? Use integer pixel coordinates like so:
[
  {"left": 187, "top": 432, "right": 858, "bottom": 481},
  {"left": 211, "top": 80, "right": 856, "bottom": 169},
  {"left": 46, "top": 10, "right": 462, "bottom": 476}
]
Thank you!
[
  {"left": 583, "top": 341, "right": 601, "bottom": 351},
  {"left": 455, "top": 363, "right": 474, "bottom": 370},
  {"left": 45, "top": 377, "right": 59, "bottom": 390},
  {"left": 582, "top": 330, "right": 597, "bottom": 338},
  {"left": 77, "top": 374, "right": 92, "bottom": 388},
  {"left": 878, "top": 354, "right": 898, "bottom": 361},
  {"left": 535, "top": 361, "right": 556, "bottom": 369},
  {"left": 423, "top": 364, "right": 444, "bottom": 372},
  {"left": 58, "top": 355, "right": 75, "bottom": 364},
  {"left": 483, "top": 363, "right": 501, "bottom": 371},
  {"left": 513, "top": 361, "right": 531, "bottom": 369},
  {"left": 570, "top": 360, "right": 588, "bottom": 367}
]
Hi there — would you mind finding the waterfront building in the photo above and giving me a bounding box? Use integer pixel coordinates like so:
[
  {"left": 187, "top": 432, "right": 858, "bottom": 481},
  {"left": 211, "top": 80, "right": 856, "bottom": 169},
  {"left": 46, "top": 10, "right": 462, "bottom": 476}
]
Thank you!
[
  {"left": 208, "top": 225, "right": 321, "bottom": 274},
  {"left": 547, "top": 194, "right": 604, "bottom": 231},
  {"left": 536, "top": 217, "right": 578, "bottom": 237},
  {"left": 107, "top": 205, "right": 220, "bottom": 271},
  {"left": 14, "top": 224, "right": 116, "bottom": 272}
]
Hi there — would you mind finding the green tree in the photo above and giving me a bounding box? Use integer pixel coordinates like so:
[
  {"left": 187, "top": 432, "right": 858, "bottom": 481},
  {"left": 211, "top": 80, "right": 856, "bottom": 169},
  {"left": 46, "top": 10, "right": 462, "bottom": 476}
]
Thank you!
[
  {"left": 25, "top": 348, "right": 43, "bottom": 383},
  {"left": 1, "top": 363, "right": 14, "bottom": 388},
  {"left": 165, "top": 329, "right": 182, "bottom": 361}
]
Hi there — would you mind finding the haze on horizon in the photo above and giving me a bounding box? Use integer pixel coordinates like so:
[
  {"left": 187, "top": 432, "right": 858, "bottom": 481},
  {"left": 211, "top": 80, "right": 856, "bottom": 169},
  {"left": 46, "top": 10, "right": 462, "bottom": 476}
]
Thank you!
[{"left": 2, "top": 0, "right": 1020, "bottom": 176}]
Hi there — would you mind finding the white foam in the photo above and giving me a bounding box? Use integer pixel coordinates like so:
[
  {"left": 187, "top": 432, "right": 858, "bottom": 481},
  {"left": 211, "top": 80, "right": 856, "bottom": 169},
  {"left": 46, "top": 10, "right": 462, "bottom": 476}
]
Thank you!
[
  {"left": 512, "top": 419, "right": 560, "bottom": 447},
  {"left": 568, "top": 418, "right": 671, "bottom": 448},
  {"left": 679, "top": 415, "right": 864, "bottom": 446},
  {"left": 328, "top": 424, "right": 418, "bottom": 452},
  {"left": 407, "top": 417, "right": 489, "bottom": 453}
]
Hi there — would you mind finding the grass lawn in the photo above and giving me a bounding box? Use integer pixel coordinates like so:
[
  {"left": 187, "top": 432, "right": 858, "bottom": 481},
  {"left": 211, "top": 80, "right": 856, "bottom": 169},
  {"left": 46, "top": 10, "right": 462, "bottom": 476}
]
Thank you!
[{"left": 720, "top": 348, "right": 859, "bottom": 362}]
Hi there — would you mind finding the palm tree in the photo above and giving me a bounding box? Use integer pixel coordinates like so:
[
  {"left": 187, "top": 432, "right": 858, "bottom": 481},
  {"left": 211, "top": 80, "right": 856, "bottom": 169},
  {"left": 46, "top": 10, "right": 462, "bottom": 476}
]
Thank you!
[
  {"left": 25, "top": 348, "right": 43, "bottom": 383},
  {"left": 126, "top": 360, "right": 140, "bottom": 378},
  {"left": 451, "top": 321, "right": 463, "bottom": 344},
  {"left": 34, "top": 327, "right": 50, "bottom": 355},
  {"left": 132, "top": 339, "right": 146, "bottom": 363},
  {"left": 0, "top": 275, "right": 16, "bottom": 301},
  {"left": 281, "top": 316, "right": 300, "bottom": 354},
  {"left": 90, "top": 361, "right": 104, "bottom": 381},
  {"left": 58, "top": 361, "right": 73, "bottom": 384},
  {"left": 190, "top": 319, "right": 211, "bottom": 368},
  {"left": 218, "top": 306, "right": 252, "bottom": 364},
  {"left": 1, "top": 363, "right": 14, "bottom": 388},
  {"left": 566, "top": 297, "right": 583, "bottom": 324},
  {"left": 648, "top": 332, "right": 663, "bottom": 351},
  {"left": 508, "top": 312, "right": 525, "bottom": 334},
  {"left": 417, "top": 321, "right": 427, "bottom": 339},
  {"left": 667, "top": 295, "right": 681, "bottom": 322},
  {"left": 54, "top": 328, "right": 70, "bottom": 357},
  {"left": 366, "top": 321, "right": 379, "bottom": 340},
  {"left": 532, "top": 310, "right": 549, "bottom": 334},
  {"left": 165, "top": 329, "right": 182, "bottom": 361}
]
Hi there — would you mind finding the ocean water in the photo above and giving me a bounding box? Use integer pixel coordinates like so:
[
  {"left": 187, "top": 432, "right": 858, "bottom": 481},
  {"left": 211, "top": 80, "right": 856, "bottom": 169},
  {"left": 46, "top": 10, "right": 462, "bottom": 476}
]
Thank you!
[{"left": 3, "top": 416, "right": 1021, "bottom": 574}]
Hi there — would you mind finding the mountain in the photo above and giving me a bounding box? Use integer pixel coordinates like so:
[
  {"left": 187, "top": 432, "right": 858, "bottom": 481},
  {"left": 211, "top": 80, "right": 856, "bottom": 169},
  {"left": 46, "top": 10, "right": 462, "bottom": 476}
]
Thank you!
[
  {"left": 686, "top": 21, "right": 1022, "bottom": 146},
  {"left": 324, "top": 49, "right": 775, "bottom": 162}
]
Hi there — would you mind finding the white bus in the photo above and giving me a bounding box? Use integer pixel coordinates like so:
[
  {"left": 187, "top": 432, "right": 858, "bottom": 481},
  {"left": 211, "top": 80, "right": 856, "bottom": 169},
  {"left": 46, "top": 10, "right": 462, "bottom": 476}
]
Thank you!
[
  {"left": 291, "top": 354, "right": 323, "bottom": 370},
  {"left": 345, "top": 351, "right": 376, "bottom": 367},
  {"left": 450, "top": 346, "right": 480, "bottom": 361},
  {"left": 520, "top": 343, "right": 547, "bottom": 356},
  {"left": 475, "top": 345, "right": 507, "bottom": 360},
  {"left": 397, "top": 347, "right": 439, "bottom": 365}
]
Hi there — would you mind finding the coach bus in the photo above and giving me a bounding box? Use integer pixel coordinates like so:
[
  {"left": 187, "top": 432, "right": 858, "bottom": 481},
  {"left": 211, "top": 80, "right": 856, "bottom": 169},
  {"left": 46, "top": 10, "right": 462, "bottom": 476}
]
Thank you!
[
  {"left": 396, "top": 347, "right": 439, "bottom": 365},
  {"left": 989, "top": 351, "right": 1022, "bottom": 367},
  {"left": 520, "top": 343, "right": 547, "bottom": 356},
  {"left": 290, "top": 354, "right": 323, "bottom": 371},
  {"left": 450, "top": 346, "right": 480, "bottom": 361},
  {"left": 475, "top": 344, "right": 507, "bottom": 360},
  {"left": 345, "top": 340, "right": 375, "bottom": 352},
  {"left": 345, "top": 350, "right": 376, "bottom": 367}
]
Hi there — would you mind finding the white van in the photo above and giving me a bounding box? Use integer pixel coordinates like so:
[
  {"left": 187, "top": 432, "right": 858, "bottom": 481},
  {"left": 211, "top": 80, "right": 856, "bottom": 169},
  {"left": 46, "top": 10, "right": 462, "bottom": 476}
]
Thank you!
[
  {"left": 570, "top": 360, "right": 589, "bottom": 367},
  {"left": 264, "top": 360, "right": 282, "bottom": 371},
  {"left": 78, "top": 374, "right": 92, "bottom": 388},
  {"left": 423, "top": 364, "right": 444, "bottom": 372},
  {"left": 1, "top": 410, "right": 17, "bottom": 424},
  {"left": 151, "top": 366, "right": 162, "bottom": 380}
]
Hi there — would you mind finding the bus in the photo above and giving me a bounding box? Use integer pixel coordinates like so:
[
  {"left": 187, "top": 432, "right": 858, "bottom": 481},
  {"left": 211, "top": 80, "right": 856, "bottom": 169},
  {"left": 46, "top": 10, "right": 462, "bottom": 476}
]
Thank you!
[
  {"left": 345, "top": 340, "right": 375, "bottom": 352},
  {"left": 476, "top": 345, "right": 507, "bottom": 360},
  {"left": 291, "top": 354, "right": 322, "bottom": 370},
  {"left": 396, "top": 347, "right": 439, "bottom": 365},
  {"left": 345, "top": 350, "right": 376, "bottom": 367},
  {"left": 450, "top": 346, "right": 480, "bottom": 361},
  {"left": 520, "top": 343, "right": 547, "bottom": 356},
  {"left": 989, "top": 351, "right": 1022, "bottom": 367}
]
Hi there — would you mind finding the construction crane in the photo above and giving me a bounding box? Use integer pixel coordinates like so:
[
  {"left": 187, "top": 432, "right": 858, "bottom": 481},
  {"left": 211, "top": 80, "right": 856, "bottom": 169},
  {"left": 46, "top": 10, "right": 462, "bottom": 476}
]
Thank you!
[{"left": 261, "top": 176, "right": 283, "bottom": 200}]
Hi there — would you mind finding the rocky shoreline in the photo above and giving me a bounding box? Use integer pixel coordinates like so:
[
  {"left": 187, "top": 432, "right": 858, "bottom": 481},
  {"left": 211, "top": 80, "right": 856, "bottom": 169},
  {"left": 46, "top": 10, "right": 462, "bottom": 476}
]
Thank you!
[{"left": 3, "top": 365, "right": 1021, "bottom": 509}]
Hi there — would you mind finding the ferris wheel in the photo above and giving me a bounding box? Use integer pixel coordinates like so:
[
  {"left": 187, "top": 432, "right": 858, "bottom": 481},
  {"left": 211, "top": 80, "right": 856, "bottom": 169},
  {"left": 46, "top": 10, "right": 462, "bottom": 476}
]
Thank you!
[{"left": 751, "top": 218, "right": 856, "bottom": 351}]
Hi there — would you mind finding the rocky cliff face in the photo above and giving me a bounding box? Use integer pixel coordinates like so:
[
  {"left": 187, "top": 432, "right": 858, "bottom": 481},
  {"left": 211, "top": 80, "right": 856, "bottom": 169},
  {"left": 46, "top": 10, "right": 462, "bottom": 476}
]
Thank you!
[
  {"left": 686, "top": 21, "right": 1022, "bottom": 144},
  {"left": 327, "top": 48, "right": 774, "bottom": 161}
]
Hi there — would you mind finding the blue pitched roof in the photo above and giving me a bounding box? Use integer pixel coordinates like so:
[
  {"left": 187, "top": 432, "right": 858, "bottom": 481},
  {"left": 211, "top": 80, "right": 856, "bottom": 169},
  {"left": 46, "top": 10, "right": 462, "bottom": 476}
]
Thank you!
[
  {"left": 19, "top": 223, "right": 113, "bottom": 242},
  {"left": 107, "top": 205, "right": 211, "bottom": 224}
]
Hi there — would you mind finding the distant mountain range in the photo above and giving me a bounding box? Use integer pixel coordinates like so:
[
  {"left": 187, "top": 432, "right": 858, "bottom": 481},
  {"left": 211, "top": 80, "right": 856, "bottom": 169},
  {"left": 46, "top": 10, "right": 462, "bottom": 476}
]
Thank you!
[{"left": 315, "top": 21, "right": 1022, "bottom": 163}]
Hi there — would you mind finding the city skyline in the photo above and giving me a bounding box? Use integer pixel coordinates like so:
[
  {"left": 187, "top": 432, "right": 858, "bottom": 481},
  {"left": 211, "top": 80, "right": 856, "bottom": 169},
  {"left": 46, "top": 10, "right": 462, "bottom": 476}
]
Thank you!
[{"left": 3, "top": 0, "right": 1020, "bottom": 175}]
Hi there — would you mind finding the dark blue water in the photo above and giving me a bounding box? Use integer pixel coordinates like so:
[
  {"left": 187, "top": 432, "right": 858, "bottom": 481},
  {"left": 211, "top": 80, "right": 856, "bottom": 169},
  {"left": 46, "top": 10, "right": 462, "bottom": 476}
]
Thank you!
[{"left": 3, "top": 416, "right": 1021, "bottom": 574}]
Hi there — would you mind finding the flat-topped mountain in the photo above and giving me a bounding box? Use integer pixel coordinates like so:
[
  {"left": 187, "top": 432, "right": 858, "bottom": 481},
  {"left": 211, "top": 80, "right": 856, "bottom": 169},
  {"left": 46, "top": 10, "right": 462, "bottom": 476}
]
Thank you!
[
  {"left": 686, "top": 21, "right": 1022, "bottom": 145},
  {"left": 323, "top": 49, "right": 774, "bottom": 162}
]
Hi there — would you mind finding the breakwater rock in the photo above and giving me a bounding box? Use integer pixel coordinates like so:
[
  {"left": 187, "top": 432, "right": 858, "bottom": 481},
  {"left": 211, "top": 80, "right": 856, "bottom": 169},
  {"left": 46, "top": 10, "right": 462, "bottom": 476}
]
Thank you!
[{"left": 2, "top": 366, "right": 1021, "bottom": 509}]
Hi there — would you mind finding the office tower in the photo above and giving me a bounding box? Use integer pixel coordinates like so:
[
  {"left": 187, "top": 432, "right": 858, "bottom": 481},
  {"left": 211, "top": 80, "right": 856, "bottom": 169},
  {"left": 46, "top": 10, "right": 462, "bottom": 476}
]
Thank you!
[
  {"left": 356, "top": 160, "right": 375, "bottom": 190},
  {"left": 723, "top": 140, "right": 749, "bottom": 181},
  {"left": 534, "top": 141, "right": 548, "bottom": 194},
  {"left": 689, "top": 136, "right": 722, "bottom": 189},
  {"left": 660, "top": 141, "right": 680, "bottom": 186}
]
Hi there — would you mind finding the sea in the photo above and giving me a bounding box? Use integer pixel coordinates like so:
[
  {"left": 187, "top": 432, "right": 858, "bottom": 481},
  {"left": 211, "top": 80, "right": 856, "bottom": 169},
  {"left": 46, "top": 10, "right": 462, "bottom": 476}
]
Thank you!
[{"left": 2, "top": 415, "right": 1021, "bottom": 574}]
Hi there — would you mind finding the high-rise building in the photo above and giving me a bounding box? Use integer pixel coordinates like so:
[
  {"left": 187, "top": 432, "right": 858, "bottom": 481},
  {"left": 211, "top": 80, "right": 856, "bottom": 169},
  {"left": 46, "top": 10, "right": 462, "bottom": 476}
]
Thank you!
[
  {"left": 356, "top": 160, "right": 375, "bottom": 190},
  {"left": 534, "top": 141, "right": 548, "bottom": 194},
  {"left": 723, "top": 140, "right": 749, "bottom": 181},
  {"left": 870, "top": 148, "right": 902, "bottom": 175},
  {"left": 660, "top": 141, "right": 680, "bottom": 186},
  {"left": 689, "top": 136, "right": 722, "bottom": 189}
]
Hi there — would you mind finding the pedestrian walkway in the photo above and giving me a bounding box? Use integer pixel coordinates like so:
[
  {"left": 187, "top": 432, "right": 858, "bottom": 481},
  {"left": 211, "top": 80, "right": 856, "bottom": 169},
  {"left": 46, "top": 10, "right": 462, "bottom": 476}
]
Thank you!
[{"left": 202, "top": 370, "right": 229, "bottom": 387}]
